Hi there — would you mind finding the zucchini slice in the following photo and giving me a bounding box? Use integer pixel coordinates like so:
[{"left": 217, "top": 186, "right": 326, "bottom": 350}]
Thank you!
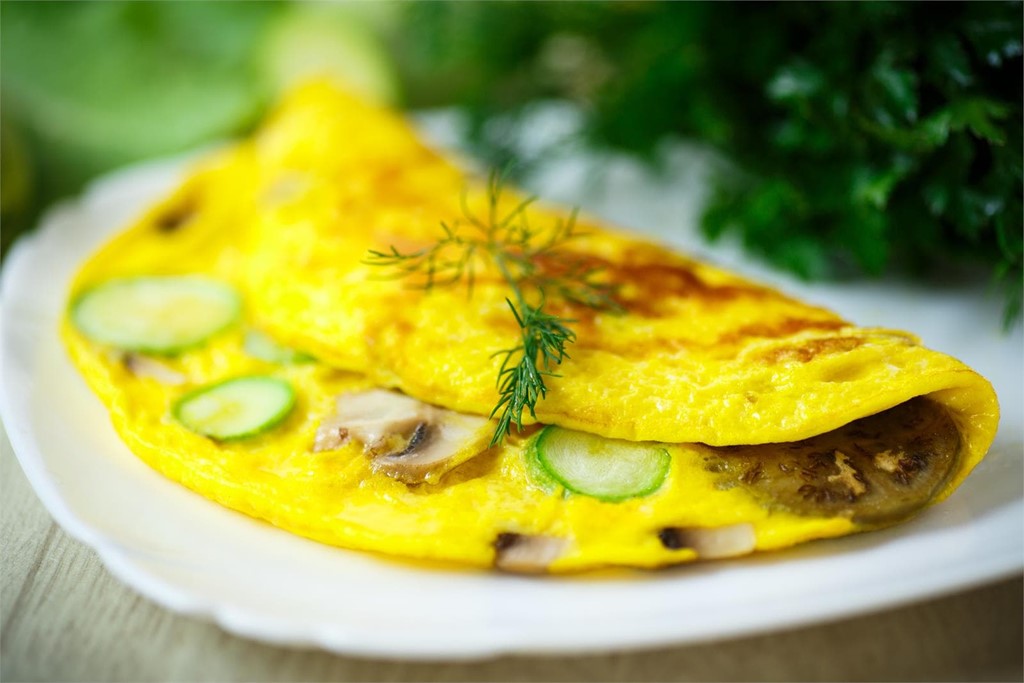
[
  {"left": 243, "top": 329, "right": 315, "bottom": 364},
  {"left": 173, "top": 376, "right": 296, "bottom": 441},
  {"left": 535, "top": 426, "right": 670, "bottom": 502},
  {"left": 71, "top": 276, "right": 241, "bottom": 355}
]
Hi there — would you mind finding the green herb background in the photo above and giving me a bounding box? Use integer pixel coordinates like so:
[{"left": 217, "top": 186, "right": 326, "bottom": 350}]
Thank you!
[{"left": 3, "top": 1, "right": 1020, "bottom": 324}]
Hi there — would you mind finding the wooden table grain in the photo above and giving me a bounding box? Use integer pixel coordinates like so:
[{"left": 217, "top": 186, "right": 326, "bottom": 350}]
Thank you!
[{"left": 2, "top": 419, "right": 1021, "bottom": 683}]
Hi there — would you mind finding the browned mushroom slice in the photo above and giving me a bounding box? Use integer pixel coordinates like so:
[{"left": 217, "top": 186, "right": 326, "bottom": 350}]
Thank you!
[
  {"left": 372, "top": 411, "right": 492, "bottom": 484},
  {"left": 701, "top": 397, "right": 961, "bottom": 524},
  {"left": 313, "top": 389, "right": 492, "bottom": 483},
  {"left": 493, "top": 532, "right": 571, "bottom": 573},
  {"left": 121, "top": 353, "right": 186, "bottom": 385},
  {"left": 658, "top": 523, "right": 756, "bottom": 559}
]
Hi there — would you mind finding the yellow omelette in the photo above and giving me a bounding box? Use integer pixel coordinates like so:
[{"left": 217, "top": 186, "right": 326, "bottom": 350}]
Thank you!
[{"left": 62, "top": 82, "right": 999, "bottom": 572}]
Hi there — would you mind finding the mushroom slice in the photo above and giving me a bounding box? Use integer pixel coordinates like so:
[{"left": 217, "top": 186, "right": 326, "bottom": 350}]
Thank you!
[
  {"left": 121, "top": 353, "right": 186, "bottom": 385},
  {"left": 314, "top": 389, "right": 492, "bottom": 484},
  {"left": 371, "top": 410, "right": 492, "bottom": 483},
  {"left": 657, "top": 523, "right": 757, "bottom": 560},
  {"left": 314, "top": 389, "right": 426, "bottom": 453},
  {"left": 333, "top": 389, "right": 428, "bottom": 448},
  {"left": 699, "top": 397, "right": 961, "bottom": 524},
  {"left": 493, "top": 532, "right": 571, "bottom": 573}
]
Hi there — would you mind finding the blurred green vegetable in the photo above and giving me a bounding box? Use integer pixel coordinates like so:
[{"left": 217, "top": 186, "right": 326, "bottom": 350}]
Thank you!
[
  {"left": 0, "top": 1, "right": 396, "bottom": 257},
  {"left": 1, "top": 1, "right": 274, "bottom": 255}
]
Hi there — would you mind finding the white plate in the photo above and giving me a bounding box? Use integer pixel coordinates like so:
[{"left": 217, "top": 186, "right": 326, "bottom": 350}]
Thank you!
[{"left": 2, "top": 139, "right": 1022, "bottom": 660}]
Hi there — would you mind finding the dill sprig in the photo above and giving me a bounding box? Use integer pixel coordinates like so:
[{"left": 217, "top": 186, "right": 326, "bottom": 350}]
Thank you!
[
  {"left": 365, "top": 170, "right": 620, "bottom": 445},
  {"left": 490, "top": 296, "right": 576, "bottom": 445}
]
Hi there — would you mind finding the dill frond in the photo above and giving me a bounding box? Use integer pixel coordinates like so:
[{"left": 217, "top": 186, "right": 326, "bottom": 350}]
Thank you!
[{"left": 364, "top": 170, "right": 620, "bottom": 444}]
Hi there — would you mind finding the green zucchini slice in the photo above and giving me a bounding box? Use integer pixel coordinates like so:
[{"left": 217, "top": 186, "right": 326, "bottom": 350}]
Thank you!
[
  {"left": 243, "top": 329, "right": 315, "bottom": 364},
  {"left": 535, "top": 426, "right": 670, "bottom": 502},
  {"left": 172, "top": 376, "right": 296, "bottom": 441},
  {"left": 71, "top": 276, "right": 241, "bottom": 355}
]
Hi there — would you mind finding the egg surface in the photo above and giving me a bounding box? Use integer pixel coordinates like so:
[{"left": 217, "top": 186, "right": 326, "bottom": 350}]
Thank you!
[{"left": 62, "top": 82, "right": 999, "bottom": 572}]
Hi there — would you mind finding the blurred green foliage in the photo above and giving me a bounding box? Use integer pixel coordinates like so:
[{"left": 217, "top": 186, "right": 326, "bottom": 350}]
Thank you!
[
  {"left": 401, "top": 2, "right": 1023, "bottom": 325},
  {"left": 3, "top": 1, "right": 1021, "bottom": 324},
  {"left": 1, "top": 0, "right": 395, "bottom": 256}
]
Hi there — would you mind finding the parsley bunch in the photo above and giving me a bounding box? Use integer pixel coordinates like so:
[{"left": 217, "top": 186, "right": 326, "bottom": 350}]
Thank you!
[{"left": 395, "top": 2, "right": 1023, "bottom": 325}]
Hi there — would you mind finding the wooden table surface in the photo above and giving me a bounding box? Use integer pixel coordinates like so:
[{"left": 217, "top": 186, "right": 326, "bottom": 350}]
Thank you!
[{"left": 2, "top": 418, "right": 1021, "bottom": 683}]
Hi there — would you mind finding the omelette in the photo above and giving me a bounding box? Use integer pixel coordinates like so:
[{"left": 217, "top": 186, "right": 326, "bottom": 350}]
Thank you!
[{"left": 62, "top": 81, "right": 999, "bottom": 572}]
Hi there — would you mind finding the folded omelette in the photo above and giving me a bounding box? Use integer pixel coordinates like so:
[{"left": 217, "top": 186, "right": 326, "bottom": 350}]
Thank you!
[{"left": 63, "top": 82, "right": 999, "bottom": 572}]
